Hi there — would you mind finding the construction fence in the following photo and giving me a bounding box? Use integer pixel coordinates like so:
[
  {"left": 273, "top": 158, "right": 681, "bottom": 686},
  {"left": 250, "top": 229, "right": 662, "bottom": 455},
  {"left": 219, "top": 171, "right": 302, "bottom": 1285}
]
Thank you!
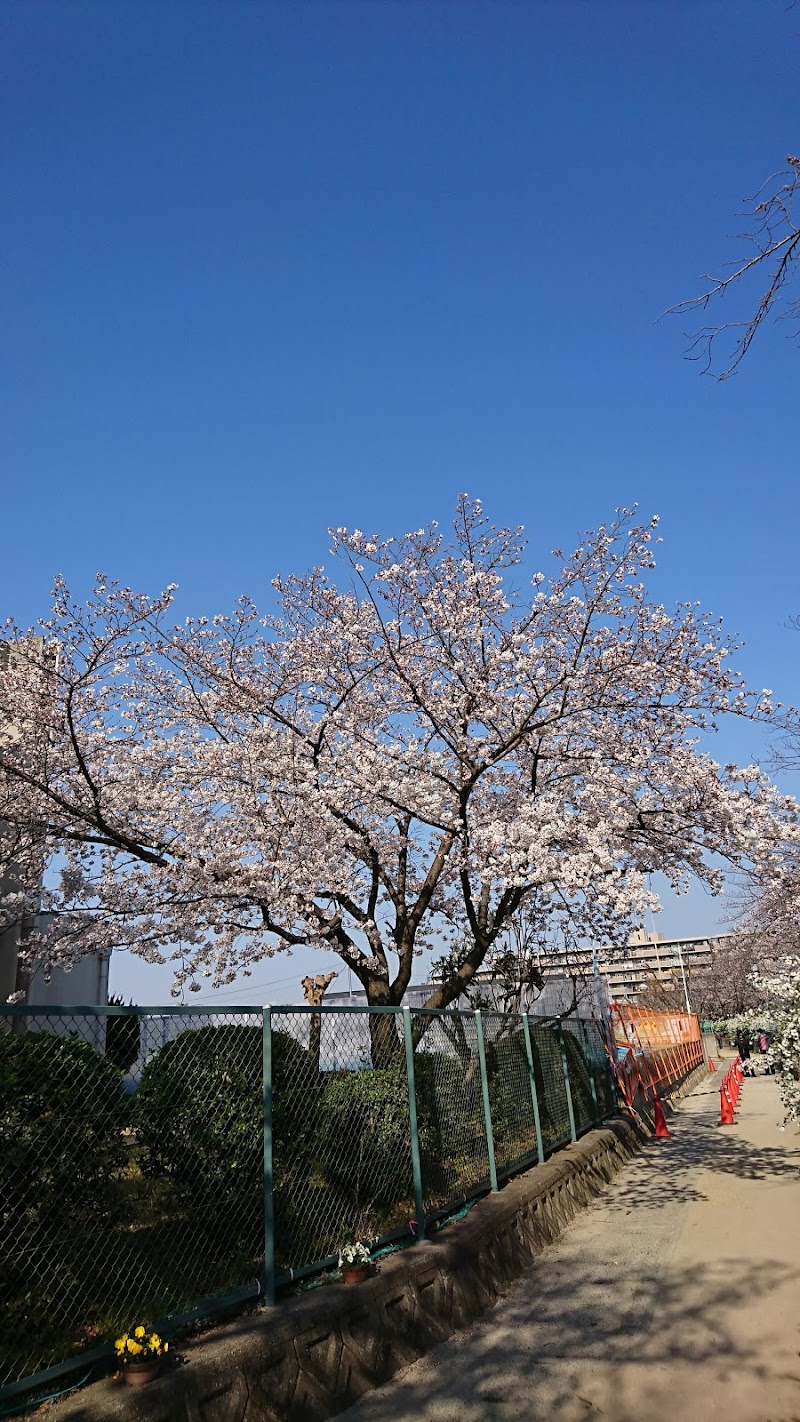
[
  {"left": 610, "top": 1004, "right": 704, "bottom": 1109},
  {"left": 0, "top": 999, "right": 699, "bottom": 1403}
]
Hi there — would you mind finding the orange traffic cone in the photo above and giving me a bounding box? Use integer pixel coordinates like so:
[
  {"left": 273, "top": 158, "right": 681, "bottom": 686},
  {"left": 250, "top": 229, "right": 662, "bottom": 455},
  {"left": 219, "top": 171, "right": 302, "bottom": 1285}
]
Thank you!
[
  {"left": 653, "top": 1096, "right": 671, "bottom": 1139},
  {"left": 720, "top": 1086, "right": 736, "bottom": 1126},
  {"left": 708, "top": 1058, "right": 717, "bottom": 1072}
]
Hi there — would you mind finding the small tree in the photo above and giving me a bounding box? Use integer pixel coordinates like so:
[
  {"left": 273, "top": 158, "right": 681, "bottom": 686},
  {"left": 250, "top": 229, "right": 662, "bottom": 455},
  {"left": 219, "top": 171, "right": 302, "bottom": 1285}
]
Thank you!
[
  {"left": 134, "top": 1024, "right": 319, "bottom": 1253},
  {"left": 0, "top": 1031, "right": 128, "bottom": 1352}
]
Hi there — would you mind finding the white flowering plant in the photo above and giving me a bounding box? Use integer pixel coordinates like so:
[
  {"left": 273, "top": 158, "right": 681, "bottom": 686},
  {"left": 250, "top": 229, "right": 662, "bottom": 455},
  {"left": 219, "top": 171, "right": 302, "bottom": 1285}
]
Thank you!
[
  {"left": 338, "top": 1241, "right": 371, "bottom": 1268},
  {"left": 712, "top": 1012, "right": 776, "bottom": 1042},
  {"left": 756, "top": 963, "right": 800, "bottom": 1122}
]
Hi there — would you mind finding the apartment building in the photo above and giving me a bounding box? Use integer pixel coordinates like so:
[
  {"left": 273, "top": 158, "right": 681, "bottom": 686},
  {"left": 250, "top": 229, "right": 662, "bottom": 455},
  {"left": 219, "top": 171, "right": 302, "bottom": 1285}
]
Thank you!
[
  {"left": 534, "top": 929, "right": 727, "bottom": 1005},
  {"left": 1, "top": 638, "right": 107, "bottom": 1009}
]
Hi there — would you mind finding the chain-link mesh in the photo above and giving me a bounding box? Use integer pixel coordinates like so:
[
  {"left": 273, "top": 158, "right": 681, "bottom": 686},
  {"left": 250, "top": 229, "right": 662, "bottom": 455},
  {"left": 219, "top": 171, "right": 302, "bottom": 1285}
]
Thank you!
[
  {"left": 527, "top": 1018, "right": 572, "bottom": 1152},
  {"left": 559, "top": 1019, "right": 596, "bottom": 1135},
  {"left": 580, "top": 1019, "right": 617, "bottom": 1118},
  {"left": 411, "top": 1012, "right": 490, "bottom": 1214},
  {"left": 1, "top": 1001, "right": 619, "bottom": 1398},
  {"left": 0, "top": 1008, "right": 261, "bottom": 1392},
  {"left": 480, "top": 1014, "right": 539, "bottom": 1177},
  {"left": 270, "top": 1008, "right": 414, "bottom": 1278}
]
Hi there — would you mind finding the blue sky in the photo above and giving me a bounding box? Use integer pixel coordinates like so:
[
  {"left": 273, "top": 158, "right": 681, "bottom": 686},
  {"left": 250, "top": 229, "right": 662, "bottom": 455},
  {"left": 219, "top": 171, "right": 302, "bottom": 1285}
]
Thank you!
[{"left": 2, "top": 1, "right": 798, "bottom": 1003}]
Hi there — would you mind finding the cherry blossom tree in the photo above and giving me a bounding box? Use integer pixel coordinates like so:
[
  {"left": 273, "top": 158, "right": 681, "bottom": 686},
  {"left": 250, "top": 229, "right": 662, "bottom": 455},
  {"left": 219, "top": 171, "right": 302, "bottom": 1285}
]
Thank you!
[{"left": 1, "top": 499, "right": 796, "bottom": 1061}]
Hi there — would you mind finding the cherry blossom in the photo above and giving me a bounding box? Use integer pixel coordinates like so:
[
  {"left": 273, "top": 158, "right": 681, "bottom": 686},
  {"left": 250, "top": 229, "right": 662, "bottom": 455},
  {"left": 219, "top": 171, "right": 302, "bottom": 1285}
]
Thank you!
[{"left": 1, "top": 499, "right": 797, "bottom": 1023}]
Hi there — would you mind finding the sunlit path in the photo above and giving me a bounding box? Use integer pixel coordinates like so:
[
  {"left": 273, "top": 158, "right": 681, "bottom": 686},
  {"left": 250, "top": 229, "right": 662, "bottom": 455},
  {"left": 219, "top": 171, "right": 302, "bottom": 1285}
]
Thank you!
[{"left": 335, "top": 1076, "right": 800, "bottom": 1422}]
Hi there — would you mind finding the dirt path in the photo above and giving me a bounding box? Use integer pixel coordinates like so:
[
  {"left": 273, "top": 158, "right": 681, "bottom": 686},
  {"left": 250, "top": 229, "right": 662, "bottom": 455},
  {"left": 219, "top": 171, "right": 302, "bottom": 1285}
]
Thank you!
[{"left": 334, "top": 1075, "right": 800, "bottom": 1422}]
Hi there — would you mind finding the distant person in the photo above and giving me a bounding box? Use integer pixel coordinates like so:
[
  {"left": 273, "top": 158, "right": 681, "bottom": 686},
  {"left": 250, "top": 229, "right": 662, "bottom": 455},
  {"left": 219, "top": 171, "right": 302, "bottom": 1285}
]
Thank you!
[
  {"left": 735, "top": 1029, "right": 750, "bottom": 1061},
  {"left": 759, "top": 1032, "right": 768, "bottom": 1053}
]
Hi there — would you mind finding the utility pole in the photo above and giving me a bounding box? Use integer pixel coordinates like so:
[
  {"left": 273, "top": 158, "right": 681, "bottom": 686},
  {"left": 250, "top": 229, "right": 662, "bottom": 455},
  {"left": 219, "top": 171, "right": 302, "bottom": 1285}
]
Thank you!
[{"left": 675, "top": 941, "right": 692, "bottom": 1014}]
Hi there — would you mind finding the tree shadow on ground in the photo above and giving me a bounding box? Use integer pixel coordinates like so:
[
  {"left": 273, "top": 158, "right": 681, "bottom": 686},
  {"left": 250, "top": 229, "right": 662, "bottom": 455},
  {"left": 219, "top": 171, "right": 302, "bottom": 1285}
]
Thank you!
[
  {"left": 604, "top": 1098, "right": 800, "bottom": 1212},
  {"left": 334, "top": 1254, "right": 800, "bottom": 1422},
  {"left": 335, "top": 1085, "right": 800, "bottom": 1422}
]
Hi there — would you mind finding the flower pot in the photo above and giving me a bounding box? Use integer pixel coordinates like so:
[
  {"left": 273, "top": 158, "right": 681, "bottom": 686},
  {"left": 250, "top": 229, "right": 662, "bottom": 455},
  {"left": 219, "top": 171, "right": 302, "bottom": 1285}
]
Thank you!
[
  {"left": 124, "top": 1360, "right": 162, "bottom": 1387},
  {"left": 341, "top": 1265, "right": 370, "bottom": 1284}
]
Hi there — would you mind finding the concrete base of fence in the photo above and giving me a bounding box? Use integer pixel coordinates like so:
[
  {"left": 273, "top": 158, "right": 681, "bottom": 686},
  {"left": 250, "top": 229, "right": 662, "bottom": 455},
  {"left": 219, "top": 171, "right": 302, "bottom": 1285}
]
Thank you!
[{"left": 46, "top": 1117, "right": 651, "bottom": 1422}]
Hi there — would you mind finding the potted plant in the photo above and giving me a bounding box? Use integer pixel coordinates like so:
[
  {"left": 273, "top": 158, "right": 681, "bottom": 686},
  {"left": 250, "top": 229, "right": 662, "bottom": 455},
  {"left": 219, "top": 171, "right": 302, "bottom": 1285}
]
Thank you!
[
  {"left": 115, "top": 1326, "right": 169, "bottom": 1386},
  {"left": 338, "top": 1241, "right": 372, "bottom": 1284}
]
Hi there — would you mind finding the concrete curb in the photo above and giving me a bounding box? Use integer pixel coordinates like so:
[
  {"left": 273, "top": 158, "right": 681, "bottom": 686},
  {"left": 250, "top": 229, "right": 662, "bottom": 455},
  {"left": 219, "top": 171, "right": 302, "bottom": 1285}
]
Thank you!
[{"left": 43, "top": 1073, "right": 709, "bottom": 1422}]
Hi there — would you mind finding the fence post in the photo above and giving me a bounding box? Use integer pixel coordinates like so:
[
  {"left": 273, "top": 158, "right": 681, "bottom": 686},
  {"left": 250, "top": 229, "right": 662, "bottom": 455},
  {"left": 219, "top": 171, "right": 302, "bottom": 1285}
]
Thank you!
[
  {"left": 474, "top": 1010, "right": 499, "bottom": 1191},
  {"left": 522, "top": 1013, "right": 545, "bottom": 1164},
  {"left": 402, "top": 1006, "right": 426, "bottom": 1240},
  {"left": 557, "top": 1023, "right": 578, "bottom": 1143},
  {"left": 581, "top": 1021, "right": 601, "bottom": 1123},
  {"left": 261, "top": 1006, "right": 276, "bottom": 1306}
]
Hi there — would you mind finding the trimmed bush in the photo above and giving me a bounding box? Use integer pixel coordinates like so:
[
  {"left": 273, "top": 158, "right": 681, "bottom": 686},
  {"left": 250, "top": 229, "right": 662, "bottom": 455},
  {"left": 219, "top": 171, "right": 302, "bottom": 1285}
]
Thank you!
[
  {"left": 0, "top": 1029, "right": 128, "bottom": 1235},
  {"left": 561, "top": 1027, "right": 596, "bottom": 1132},
  {"left": 134, "top": 1024, "right": 320, "bottom": 1251},
  {"left": 414, "top": 1051, "right": 484, "bottom": 1177},
  {"left": 0, "top": 1029, "right": 129, "bottom": 1356},
  {"left": 318, "top": 1067, "right": 412, "bottom": 1209}
]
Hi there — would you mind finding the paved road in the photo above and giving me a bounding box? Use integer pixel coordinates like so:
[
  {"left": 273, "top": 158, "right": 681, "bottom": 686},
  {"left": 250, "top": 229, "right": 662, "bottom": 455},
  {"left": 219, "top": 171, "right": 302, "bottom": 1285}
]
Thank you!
[{"left": 335, "top": 1075, "right": 800, "bottom": 1422}]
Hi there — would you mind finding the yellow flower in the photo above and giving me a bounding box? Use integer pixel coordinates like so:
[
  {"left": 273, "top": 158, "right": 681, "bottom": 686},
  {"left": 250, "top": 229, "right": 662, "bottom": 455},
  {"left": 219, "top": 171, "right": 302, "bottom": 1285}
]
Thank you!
[
  {"left": 163, "top": 1342, "right": 169, "bottom": 1353},
  {"left": 128, "top": 1340, "right": 142, "bottom": 1356},
  {"left": 134, "top": 1326, "right": 146, "bottom": 1339}
]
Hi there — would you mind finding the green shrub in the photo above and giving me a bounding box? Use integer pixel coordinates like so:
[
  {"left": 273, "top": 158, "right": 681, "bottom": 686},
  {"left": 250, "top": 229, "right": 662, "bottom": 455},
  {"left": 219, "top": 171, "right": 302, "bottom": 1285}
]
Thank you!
[
  {"left": 561, "top": 1027, "right": 595, "bottom": 1132},
  {"left": 528, "top": 1022, "right": 569, "bottom": 1144},
  {"left": 315, "top": 1051, "right": 493, "bottom": 1218},
  {"left": 318, "top": 1067, "right": 412, "bottom": 1209},
  {"left": 0, "top": 1029, "right": 129, "bottom": 1355},
  {"left": 0, "top": 1029, "right": 128, "bottom": 1235},
  {"left": 134, "top": 1024, "right": 320, "bottom": 1252},
  {"left": 485, "top": 1027, "right": 532, "bottom": 1160},
  {"left": 414, "top": 1050, "right": 484, "bottom": 1179}
]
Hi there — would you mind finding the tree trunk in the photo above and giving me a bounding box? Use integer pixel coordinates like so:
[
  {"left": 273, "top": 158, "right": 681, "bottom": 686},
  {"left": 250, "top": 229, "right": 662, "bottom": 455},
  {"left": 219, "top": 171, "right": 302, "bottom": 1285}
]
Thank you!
[
  {"left": 360, "top": 974, "right": 405, "bottom": 1069},
  {"left": 367, "top": 1005, "right": 404, "bottom": 1070},
  {"left": 301, "top": 971, "right": 338, "bottom": 1073}
]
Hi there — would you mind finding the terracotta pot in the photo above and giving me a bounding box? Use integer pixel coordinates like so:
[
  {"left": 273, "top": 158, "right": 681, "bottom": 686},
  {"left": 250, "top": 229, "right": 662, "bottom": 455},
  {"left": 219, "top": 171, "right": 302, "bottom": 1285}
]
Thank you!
[
  {"left": 124, "top": 1360, "right": 162, "bottom": 1387},
  {"left": 341, "top": 1265, "right": 370, "bottom": 1284}
]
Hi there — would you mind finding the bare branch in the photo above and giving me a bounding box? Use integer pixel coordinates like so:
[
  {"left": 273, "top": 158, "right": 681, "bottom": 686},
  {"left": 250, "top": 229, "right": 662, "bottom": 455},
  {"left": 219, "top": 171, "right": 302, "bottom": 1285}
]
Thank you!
[{"left": 664, "top": 157, "right": 800, "bottom": 378}]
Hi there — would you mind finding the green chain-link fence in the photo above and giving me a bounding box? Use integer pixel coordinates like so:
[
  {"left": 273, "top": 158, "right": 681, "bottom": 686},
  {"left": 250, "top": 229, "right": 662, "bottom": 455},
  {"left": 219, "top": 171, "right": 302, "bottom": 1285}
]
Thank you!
[{"left": 0, "top": 1002, "right": 618, "bottom": 1404}]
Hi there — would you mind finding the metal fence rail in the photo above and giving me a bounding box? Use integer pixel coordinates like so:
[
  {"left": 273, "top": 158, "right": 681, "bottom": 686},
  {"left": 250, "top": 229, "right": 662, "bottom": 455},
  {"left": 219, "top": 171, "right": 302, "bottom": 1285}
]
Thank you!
[{"left": 0, "top": 999, "right": 684, "bottom": 1402}]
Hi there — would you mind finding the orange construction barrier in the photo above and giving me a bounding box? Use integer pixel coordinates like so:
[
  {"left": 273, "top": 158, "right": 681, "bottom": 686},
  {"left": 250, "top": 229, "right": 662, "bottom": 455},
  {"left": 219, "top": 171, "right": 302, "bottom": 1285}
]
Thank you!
[
  {"left": 609, "top": 1004, "right": 704, "bottom": 1109},
  {"left": 707, "top": 1057, "right": 716, "bottom": 1072}
]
